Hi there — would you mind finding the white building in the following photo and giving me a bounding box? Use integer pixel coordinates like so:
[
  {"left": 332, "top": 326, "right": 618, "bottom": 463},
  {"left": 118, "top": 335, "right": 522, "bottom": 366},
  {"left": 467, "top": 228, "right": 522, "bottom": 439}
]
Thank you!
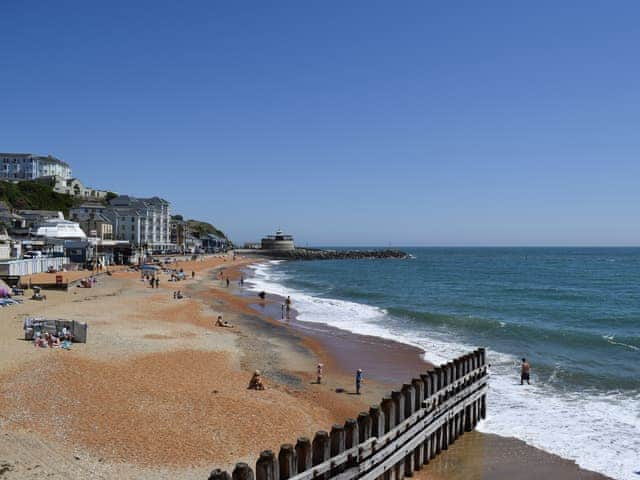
[
  {"left": 0, "top": 153, "right": 72, "bottom": 180},
  {"left": 103, "top": 196, "right": 171, "bottom": 251},
  {"left": 33, "top": 214, "right": 87, "bottom": 240}
]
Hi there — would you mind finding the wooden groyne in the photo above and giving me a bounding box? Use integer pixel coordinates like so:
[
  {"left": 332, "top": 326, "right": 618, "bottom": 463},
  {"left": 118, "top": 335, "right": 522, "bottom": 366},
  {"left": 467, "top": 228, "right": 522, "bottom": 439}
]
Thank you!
[{"left": 209, "top": 348, "right": 488, "bottom": 480}]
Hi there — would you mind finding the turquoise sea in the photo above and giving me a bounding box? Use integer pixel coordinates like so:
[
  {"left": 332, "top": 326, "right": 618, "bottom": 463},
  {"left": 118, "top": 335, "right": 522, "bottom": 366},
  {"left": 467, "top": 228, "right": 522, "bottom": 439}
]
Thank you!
[{"left": 247, "top": 248, "right": 640, "bottom": 480}]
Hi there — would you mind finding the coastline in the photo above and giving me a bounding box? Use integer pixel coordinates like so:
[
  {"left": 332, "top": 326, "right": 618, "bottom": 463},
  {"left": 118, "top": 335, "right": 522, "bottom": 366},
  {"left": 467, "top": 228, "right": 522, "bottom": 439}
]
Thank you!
[
  {"left": 0, "top": 254, "right": 612, "bottom": 480},
  {"left": 234, "top": 257, "right": 613, "bottom": 480}
]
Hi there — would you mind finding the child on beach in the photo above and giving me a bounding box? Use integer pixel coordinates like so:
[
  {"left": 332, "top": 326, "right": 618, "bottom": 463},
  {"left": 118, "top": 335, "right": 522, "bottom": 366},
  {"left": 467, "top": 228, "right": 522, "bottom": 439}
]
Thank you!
[
  {"left": 356, "top": 369, "right": 363, "bottom": 394},
  {"left": 248, "top": 370, "right": 265, "bottom": 390}
]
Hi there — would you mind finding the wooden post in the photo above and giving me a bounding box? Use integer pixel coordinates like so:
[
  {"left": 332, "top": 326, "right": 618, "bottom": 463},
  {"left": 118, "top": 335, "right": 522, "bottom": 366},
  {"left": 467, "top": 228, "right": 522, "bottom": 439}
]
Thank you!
[
  {"left": 345, "top": 418, "right": 358, "bottom": 449},
  {"left": 358, "top": 412, "right": 372, "bottom": 443},
  {"left": 391, "top": 390, "right": 406, "bottom": 480},
  {"left": 402, "top": 384, "right": 416, "bottom": 476},
  {"left": 295, "top": 437, "right": 312, "bottom": 474},
  {"left": 446, "top": 362, "right": 455, "bottom": 398},
  {"left": 391, "top": 390, "right": 405, "bottom": 426},
  {"left": 233, "top": 463, "right": 255, "bottom": 480},
  {"left": 412, "top": 378, "right": 425, "bottom": 411},
  {"left": 440, "top": 365, "right": 450, "bottom": 451},
  {"left": 433, "top": 367, "right": 442, "bottom": 395},
  {"left": 452, "top": 359, "right": 460, "bottom": 395},
  {"left": 381, "top": 396, "right": 396, "bottom": 433},
  {"left": 256, "top": 450, "right": 278, "bottom": 480},
  {"left": 345, "top": 417, "right": 359, "bottom": 468},
  {"left": 278, "top": 444, "right": 296, "bottom": 480},
  {"left": 330, "top": 424, "right": 345, "bottom": 475},
  {"left": 209, "top": 469, "right": 231, "bottom": 480},
  {"left": 411, "top": 378, "right": 425, "bottom": 470},
  {"left": 422, "top": 371, "right": 434, "bottom": 465},
  {"left": 369, "top": 404, "right": 385, "bottom": 438},
  {"left": 380, "top": 396, "right": 396, "bottom": 480},
  {"left": 312, "top": 431, "right": 330, "bottom": 480}
]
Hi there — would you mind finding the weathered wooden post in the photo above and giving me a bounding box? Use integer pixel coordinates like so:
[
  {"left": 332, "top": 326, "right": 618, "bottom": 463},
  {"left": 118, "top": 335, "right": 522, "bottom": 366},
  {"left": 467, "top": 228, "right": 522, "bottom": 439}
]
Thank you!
[
  {"left": 345, "top": 418, "right": 359, "bottom": 449},
  {"left": 411, "top": 377, "right": 425, "bottom": 470},
  {"left": 209, "top": 469, "right": 231, "bottom": 480},
  {"left": 390, "top": 391, "right": 406, "bottom": 480},
  {"left": 381, "top": 396, "right": 396, "bottom": 433},
  {"left": 312, "top": 431, "right": 330, "bottom": 480},
  {"left": 479, "top": 347, "right": 487, "bottom": 419},
  {"left": 446, "top": 362, "right": 456, "bottom": 445},
  {"left": 433, "top": 366, "right": 442, "bottom": 394},
  {"left": 345, "top": 417, "right": 359, "bottom": 469},
  {"left": 233, "top": 463, "right": 255, "bottom": 480},
  {"left": 358, "top": 412, "right": 372, "bottom": 443},
  {"left": 256, "top": 450, "right": 278, "bottom": 480},
  {"left": 295, "top": 437, "right": 312, "bottom": 474},
  {"left": 440, "top": 365, "right": 450, "bottom": 451},
  {"left": 401, "top": 383, "right": 416, "bottom": 476},
  {"left": 369, "top": 404, "right": 385, "bottom": 438},
  {"left": 391, "top": 390, "right": 405, "bottom": 426},
  {"left": 380, "top": 396, "right": 396, "bottom": 480},
  {"left": 330, "top": 424, "right": 346, "bottom": 475},
  {"left": 422, "top": 371, "right": 434, "bottom": 465},
  {"left": 278, "top": 444, "right": 296, "bottom": 480}
]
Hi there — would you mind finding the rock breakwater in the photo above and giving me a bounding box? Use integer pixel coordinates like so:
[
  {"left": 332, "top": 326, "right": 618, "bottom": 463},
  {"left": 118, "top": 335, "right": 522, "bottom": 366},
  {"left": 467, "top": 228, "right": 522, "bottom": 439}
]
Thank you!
[{"left": 261, "top": 248, "right": 408, "bottom": 260}]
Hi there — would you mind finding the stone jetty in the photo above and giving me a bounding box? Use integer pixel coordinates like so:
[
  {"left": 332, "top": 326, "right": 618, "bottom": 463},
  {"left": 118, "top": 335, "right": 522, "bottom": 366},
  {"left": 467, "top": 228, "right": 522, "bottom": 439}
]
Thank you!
[{"left": 258, "top": 248, "right": 409, "bottom": 261}]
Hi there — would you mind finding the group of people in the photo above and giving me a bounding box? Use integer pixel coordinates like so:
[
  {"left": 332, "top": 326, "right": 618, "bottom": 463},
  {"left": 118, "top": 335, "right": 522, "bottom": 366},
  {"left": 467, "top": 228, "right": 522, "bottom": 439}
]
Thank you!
[
  {"left": 33, "top": 327, "right": 73, "bottom": 350},
  {"left": 144, "top": 275, "right": 160, "bottom": 288},
  {"left": 173, "top": 290, "right": 184, "bottom": 299}
]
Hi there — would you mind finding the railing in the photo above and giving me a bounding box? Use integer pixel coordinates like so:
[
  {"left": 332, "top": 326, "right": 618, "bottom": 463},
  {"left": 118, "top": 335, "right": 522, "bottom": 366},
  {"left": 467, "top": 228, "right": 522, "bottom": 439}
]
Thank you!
[
  {"left": 209, "top": 348, "right": 488, "bottom": 480},
  {"left": 0, "top": 256, "right": 71, "bottom": 276}
]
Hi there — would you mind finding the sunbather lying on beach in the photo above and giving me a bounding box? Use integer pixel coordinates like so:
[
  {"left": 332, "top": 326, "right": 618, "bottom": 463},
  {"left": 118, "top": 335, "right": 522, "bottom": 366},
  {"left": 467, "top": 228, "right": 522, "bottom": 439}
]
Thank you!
[
  {"left": 248, "top": 370, "right": 265, "bottom": 390},
  {"left": 215, "top": 315, "right": 233, "bottom": 328}
]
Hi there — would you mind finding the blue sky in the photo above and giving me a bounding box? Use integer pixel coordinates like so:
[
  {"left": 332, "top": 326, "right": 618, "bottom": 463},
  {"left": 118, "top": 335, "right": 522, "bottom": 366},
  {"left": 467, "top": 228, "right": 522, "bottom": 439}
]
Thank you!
[{"left": 1, "top": 1, "right": 639, "bottom": 246}]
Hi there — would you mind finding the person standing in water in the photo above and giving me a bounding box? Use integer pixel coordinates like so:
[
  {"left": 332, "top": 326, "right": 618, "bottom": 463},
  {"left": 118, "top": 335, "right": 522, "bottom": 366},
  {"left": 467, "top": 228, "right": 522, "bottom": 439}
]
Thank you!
[
  {"left": 521, "top": 358, "right": 531, "bottom": 385},
  {"left": 285, "top": 296, "right": 292, "bottom": 318},
  {"left": 355, "top": 369, "right": 363, "bottom": 394}
]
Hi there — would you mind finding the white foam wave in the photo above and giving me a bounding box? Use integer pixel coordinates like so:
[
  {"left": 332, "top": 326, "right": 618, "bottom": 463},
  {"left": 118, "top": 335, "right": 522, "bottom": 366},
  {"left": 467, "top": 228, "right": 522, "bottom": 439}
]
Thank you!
[
  {"left": 603, "top": 335, "right": 640, "bottom": 352},
  {"left": 246, "top": 262, "right": 640, "bottom": 480}
]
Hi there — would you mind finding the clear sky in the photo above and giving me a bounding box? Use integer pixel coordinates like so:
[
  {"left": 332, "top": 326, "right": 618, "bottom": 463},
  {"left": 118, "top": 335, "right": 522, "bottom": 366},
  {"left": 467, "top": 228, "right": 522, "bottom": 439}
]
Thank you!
[{"left": 1, "top": 1, "right": 639, "bottom": 246}]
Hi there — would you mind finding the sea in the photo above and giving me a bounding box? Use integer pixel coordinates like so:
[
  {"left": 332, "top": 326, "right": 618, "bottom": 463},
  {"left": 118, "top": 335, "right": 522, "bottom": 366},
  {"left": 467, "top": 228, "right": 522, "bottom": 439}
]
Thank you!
[{"left": 245, "top": 247, "right": 640, "bottom": 480}]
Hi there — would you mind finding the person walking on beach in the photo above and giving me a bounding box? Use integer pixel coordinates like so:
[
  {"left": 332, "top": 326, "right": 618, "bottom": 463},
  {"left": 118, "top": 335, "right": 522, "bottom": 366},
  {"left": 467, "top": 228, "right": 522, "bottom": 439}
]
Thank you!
[
  {"left": 226, "top": 277, "right": 230, "bottom": 288},
  {"left": 355, "top": 369, "right": 363, "bottom": 394},
  {"left": 240, "top": 275, "right": 244, "bottom": 287},
  {"left": 521, "top": 358, "right": 531, "bottom": 385},
  {"left": 316, "top": 363, "right": 323, "bottom": 384},
  {"left": 191, "top": 271, "right": 195, "bottom": 279}
]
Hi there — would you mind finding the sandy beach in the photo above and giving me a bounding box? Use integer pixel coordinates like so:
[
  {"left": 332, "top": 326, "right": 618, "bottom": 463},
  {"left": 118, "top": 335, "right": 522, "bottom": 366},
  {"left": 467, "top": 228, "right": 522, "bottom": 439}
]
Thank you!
[{"left": 0, "top": 254, "right": 610, "bottom": 480}]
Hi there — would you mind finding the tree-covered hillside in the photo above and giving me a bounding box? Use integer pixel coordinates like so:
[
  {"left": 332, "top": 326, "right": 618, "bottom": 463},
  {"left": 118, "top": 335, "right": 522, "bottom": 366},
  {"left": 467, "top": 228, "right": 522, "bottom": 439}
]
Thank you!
[{"left": 0, "top": 180, "right": 79, "bottom": 216}]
